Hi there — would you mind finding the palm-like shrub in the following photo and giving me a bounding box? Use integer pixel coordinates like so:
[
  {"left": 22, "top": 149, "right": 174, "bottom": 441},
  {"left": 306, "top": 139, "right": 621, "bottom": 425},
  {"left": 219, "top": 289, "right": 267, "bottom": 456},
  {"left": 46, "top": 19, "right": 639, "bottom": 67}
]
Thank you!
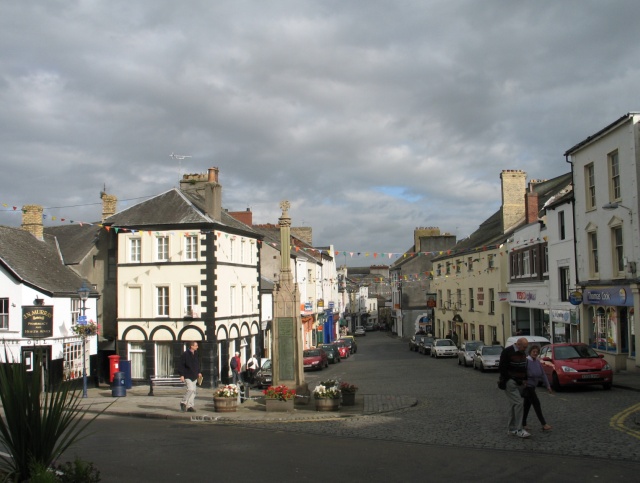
[{"left": 0, "top": 351, "right": 104, "bottom": 481}]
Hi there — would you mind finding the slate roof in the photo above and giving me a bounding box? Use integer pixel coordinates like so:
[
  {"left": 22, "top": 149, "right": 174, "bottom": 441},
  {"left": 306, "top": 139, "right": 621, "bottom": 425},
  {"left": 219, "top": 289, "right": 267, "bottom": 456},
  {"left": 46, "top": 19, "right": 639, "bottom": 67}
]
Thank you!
[
  {"left": 104, "top": 188, "right": 258, "bottom": 237},
  {"left": 44, "top": 224, "right": 102, "bottom": 265},
  {"left": 433, "top": 172, "right": 572, "bottom": 261},
  {"left": 0, "top": 226, "right": 88, "bottom": 296},
  {"left": 252, "top": 225, "right": 317, "bottom": 262}
]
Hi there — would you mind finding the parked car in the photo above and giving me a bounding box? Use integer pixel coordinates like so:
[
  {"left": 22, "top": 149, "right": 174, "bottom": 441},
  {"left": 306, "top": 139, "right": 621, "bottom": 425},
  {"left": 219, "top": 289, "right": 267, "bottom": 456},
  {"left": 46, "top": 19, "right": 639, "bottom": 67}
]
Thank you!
[
  {"left": 418, "top": 337, "right": 435, "bottom": 355},
  {"left": 253, "top": 359, "right": 272, "bottom": 388},
  {"left": 364, "top": 322, "right": 375, "bottom": 331},
  {"left": 539, "top": 343, "right": 613, "bottom": 390},
  {"left": 473, "top": 345, "right": 504, "bottom": 371},
  {"left": 339, "top": 336, "right": 358, "bottom": 354},
  {"left": 303, "top": 349, "right": 329, "bottom": 371},
  {"left": 409, "top": 334, "right": 427, "bottom": 352},
  {"left": 505, "top": 335, "right": 551, "bottom": 351},
  {"left": 354, "top": 326, "right": 366, "bottom": 336},
  {"left": 457, "top": 341, "right": 484, "bottom": 366},
  {"left": 332, "top": 340, "right": 351, "bottom": 358},
  {"left": 317, "top": 343, "right": 341, "bottom": 364},
  {"left": 431, "top": 339, "right": 458, "bottom": 358}
]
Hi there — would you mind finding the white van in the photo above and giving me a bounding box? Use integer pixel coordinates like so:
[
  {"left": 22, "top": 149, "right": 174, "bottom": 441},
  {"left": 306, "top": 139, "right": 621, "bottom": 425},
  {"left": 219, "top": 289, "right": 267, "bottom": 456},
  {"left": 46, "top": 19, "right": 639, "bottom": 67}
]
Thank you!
[{"left": 505, "top": 335, "right": 551, "bottom": 350}]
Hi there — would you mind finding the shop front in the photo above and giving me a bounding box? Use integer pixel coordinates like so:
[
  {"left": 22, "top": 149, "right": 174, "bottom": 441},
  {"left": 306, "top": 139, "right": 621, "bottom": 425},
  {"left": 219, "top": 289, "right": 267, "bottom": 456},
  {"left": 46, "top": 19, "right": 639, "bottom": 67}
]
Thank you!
[
  {"left": 581, "top": 285, "right": 635, "bottom": 371},
  {"left": 549, "top": 308, "right": 579, "bottom": 343},
  {"left": 508, "top": 288, "right": 550, "bottom": 338}
]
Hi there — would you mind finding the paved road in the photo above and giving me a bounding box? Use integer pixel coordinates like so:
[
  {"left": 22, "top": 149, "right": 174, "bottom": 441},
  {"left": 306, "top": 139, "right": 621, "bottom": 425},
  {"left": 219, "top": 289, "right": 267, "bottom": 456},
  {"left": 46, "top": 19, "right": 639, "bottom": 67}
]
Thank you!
[
  {"left": 256, "top": 332, "right": 640, "bottom": 461},
  {"left": 59, "top": 332, "right": 640, "bottom": 481}
]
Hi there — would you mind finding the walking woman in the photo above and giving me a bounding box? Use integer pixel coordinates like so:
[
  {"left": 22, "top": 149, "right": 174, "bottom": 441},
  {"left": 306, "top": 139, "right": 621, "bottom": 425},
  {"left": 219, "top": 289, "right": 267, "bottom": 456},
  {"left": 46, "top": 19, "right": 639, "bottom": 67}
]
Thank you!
[{"left": 522, "top": 345, "right": 553, "bottom": 431}]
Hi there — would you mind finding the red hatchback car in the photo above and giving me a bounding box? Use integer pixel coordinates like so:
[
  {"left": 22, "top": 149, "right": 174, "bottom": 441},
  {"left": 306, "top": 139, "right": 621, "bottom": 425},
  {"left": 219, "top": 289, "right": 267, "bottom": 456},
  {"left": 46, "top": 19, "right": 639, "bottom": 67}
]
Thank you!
[
  {"left": 303, "top": 349, "right": 329, "bottom": 371},
  {"left": 539, "top": 343, "right": 613, "bottom": 390},
  {"left": 332, "top": 340, "right": 350, "bottom": 359}
]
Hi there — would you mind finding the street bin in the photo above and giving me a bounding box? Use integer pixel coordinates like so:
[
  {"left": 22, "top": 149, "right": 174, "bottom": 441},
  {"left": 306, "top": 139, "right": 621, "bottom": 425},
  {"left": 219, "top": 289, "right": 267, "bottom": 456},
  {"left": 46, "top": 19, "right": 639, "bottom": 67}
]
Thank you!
[
  {"left": 119, "top": 360, "right": 133, "bottom": 389},
  {"left": 112, "top": 371, "right": 126, "bottom": 397},
  {"left": 108, "top": 355, "right": 120, "bottom": 383}
]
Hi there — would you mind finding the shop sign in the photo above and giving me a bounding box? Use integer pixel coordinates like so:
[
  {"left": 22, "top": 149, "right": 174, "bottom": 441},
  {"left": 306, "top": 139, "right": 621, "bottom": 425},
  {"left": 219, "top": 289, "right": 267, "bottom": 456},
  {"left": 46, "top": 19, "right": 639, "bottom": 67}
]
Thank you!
[
  {"left": 551, "top": 309, "right": 571, "bottom": 324},
  {"left": 584, "top": 287, "right": 632, "bottom": 306},
  {"left": 317, "top": 299, "right": 324, "bottom": 308},
  {"left": 511, "top": 291, "right": 536, "bottom": 304},
  {"left": 22, "top": 305, "right": 54, "bottom": 338},
  {"left": 568, "top": 291, "right": 583, "bottom": 306}
]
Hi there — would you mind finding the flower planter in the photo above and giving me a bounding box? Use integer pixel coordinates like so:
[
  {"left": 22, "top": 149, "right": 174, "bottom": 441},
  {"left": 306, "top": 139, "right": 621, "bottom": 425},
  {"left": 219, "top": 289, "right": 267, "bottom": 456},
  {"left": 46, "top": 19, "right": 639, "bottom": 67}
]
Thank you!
[
  {"left": 213, "top": 397, "right": 238, "bottom": 413},
  {"left": 315, "top": 397, "right": 340, "bottom": 411},
  {"left": 341, "top": 392, "right": 356, "bottom": 406},
  {"left": 265, "top": 398, "right": 294, "bottom": 412}
]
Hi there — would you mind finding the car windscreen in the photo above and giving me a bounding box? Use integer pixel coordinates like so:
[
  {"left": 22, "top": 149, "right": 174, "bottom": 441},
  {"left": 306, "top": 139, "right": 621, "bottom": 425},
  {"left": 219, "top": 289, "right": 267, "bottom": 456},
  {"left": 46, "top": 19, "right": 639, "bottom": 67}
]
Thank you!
[
  {"left": 304, "top": 350, "right": 321, "bottom": 357},
  {"left": 482, "top": 346, "right": 503, "bottom": 355},
  {"left": 555, "top": 345, "right": 598, "bottom": 359},
  {"left": 466, "top": 342, "right": 483, "bottom": 351},
  {"left": 436, "top": 340, "right": 455, "bottom": 346},
  {"left": 261, "top": 359, "right": 271, "bottom": 370}
]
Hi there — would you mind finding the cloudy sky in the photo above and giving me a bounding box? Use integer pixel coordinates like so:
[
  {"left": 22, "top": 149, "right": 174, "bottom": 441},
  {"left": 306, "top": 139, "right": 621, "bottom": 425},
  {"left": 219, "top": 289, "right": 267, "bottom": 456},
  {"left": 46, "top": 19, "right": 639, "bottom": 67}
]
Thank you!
[{"left": 1, "top": 1, "right": 639, "bottom": 264}]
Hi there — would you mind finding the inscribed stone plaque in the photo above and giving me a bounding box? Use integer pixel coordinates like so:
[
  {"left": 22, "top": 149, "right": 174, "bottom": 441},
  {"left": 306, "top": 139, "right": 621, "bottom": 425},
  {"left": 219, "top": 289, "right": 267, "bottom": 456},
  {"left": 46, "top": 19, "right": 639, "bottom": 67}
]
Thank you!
[{"left": 277, "top": 317, "right": 294, "bottom": 380}]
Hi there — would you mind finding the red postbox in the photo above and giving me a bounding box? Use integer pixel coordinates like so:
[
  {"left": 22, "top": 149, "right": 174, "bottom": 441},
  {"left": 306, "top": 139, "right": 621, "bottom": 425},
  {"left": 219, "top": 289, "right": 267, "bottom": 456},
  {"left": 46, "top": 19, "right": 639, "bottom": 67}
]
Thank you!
[{"left": 108, "top": 355, "right": 120, "bottom": 383}]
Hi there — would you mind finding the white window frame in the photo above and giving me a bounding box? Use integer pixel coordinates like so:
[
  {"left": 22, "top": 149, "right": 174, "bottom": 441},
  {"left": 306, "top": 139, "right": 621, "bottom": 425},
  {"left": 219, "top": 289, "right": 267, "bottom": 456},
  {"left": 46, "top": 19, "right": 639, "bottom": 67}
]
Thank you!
[
  {"left": 130, "top": 237, "right": 141, "bottom": 263},
  {"left": 611, "top": 225, "right": 624, "bottom": 276},
  {"left": 608, "top": 150, "right": 621, "bottom": 202},
  {"left": 522, "top": 251, "right": 530, "bottom": 276},
  {"left": 185, "top": 285, "right": 198, "bottom": 316},
  {"left": 585, "top": 163, "right": 596, "bottom": 210},
  {"left": 185, "top": 235, "right": 198, "bottom": 261},
  {"left": 156, "top": 236, "right": 169, "bottom": 262},
  {"left": 71, "top": 298, "right": 81, "bottom": 325},
  {"left": 0, "top": 298, "right": 8, "bottom": 330},
  {"left": 489, "top": 289, "right": 495, "bottom": 314},
  {"left": 157, "top": 286, "right": 169, "bottom": 317},
  {"left": 129, "top": 342, "right": 147, "bottom": 379},
  {"left": 588, "top": 230, "right": 599, "bottom": 278},
  {"left": 468, "top": 288, "right": 475, "bottom": 311}
]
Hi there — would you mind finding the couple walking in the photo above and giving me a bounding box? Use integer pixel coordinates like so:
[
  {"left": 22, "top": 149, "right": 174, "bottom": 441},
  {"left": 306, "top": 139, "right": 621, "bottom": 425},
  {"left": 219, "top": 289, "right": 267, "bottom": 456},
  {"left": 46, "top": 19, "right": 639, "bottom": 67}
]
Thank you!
[{"left": 498, "top": 338, "right": 553, "bottom": 438}]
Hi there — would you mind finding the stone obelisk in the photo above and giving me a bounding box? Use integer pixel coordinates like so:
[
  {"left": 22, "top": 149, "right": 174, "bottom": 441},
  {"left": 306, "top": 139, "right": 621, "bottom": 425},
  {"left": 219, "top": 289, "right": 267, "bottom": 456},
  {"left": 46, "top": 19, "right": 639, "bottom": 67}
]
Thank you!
[{"left": 271, "top": 201, "right": 308, "bottom": 401}]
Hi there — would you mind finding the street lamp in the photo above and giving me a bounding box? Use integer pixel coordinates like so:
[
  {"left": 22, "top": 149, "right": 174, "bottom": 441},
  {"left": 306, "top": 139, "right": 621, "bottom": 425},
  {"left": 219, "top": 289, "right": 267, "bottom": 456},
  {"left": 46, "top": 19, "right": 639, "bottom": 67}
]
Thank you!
[
  {"left": 602, "top": 202, "right": 633, "bottom": 224},
  {"left": 77, "top": 282, "right": 90, "bottom": 398}
]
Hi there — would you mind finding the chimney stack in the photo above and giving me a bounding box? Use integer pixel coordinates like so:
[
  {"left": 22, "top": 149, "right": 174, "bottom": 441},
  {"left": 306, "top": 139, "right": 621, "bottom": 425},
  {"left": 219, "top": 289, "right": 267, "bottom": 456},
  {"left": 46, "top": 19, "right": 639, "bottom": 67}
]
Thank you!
[
  {"left": 500, "top": 170, "right": 527, "bottom": 232},
  {"left": 525, "top": 190, "right": 539, "bottom": 224},
  {"left": 101, "top": 192, "right": 117, "bottom": 222},
  {"left": 204, "top": 167, "right": 222, "bottom": 221},
  {"left": 21, "top": 205, "right": 44, "bottom": 240},
  {"left": 228, "top": 208, "right": 253, "bottom": 226}
]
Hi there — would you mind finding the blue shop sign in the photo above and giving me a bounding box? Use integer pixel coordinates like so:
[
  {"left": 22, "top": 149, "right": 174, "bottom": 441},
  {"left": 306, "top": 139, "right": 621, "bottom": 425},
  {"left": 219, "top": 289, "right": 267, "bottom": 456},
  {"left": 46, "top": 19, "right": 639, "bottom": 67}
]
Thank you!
[{"left": 584, "top": 287, "right": 633, "bottom": 306}]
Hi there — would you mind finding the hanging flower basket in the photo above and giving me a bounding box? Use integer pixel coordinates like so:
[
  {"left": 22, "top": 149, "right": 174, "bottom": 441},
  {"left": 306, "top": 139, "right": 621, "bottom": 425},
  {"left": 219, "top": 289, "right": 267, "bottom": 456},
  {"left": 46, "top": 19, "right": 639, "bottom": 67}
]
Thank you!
[{"left": 71, "top": 322, "right": 98, "bottom": 337}]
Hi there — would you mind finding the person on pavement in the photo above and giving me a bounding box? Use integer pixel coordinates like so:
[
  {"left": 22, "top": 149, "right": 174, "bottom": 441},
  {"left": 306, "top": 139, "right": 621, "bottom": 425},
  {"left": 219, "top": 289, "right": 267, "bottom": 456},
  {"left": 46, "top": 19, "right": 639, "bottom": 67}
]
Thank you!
[
  {"left": 177, "top": 341, "right": 201, "bottom": 413},
  {"left": 230, "top": 352, "right": 242, "bottom": 384},
  {"left": 498, "top": 337, "right": 530, "bottom": 438},
  {"left": 246, "top": 354, "right": 258, "bottom": 384},
  {"left": 522, "top": 345, "right": 553, "bottom": 431}
]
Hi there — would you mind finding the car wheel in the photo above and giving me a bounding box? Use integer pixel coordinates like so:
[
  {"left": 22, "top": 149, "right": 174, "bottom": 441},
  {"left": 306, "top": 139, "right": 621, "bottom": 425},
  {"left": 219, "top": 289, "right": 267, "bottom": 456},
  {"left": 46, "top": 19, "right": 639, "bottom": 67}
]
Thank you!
[
  {"left": 552, "top": 372, "right": 561, "bottom": 391},
  {"left": 603, "top": 382, "right": 612, "bottom": 390},
  {"left": 458, "top": 357, "right": 461, "bottom": 365}
]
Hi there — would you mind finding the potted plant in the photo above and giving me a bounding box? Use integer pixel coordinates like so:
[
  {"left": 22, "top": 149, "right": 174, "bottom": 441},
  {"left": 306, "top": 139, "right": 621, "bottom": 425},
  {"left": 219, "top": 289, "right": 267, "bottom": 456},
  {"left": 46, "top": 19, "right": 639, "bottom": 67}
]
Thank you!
[
  {"left": 263, "top": 385, "right": 296, "bottom": 412},
  {"left": 313, "top": 380, "right": 341, "bottom": 411},
  {"left": 213, "top": 384, "right": 239, "bottom": 412},
  {"left": 339, "top": 381, "right": 358, "bottom": 406}
]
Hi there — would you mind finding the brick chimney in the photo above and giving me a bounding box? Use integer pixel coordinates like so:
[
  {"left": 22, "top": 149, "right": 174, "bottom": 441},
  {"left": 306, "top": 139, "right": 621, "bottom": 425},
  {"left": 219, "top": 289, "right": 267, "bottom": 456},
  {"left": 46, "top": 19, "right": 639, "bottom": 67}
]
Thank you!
[
  {"left": 204, "top": 167, "right": 222, "bottom": 221},
  {"left": 21, "top": 205, "right": 44, "bottom": 240},
  {"left": 101, "top": 192, "right": 117, "bottom": 222},
  {"left": 500, "top": 170, "right": 527, "bottom": 232},
  {"left": 228, "top": 208, "right": 253, "bottom": 226},
  {"left": 525, "top": 190, "right": 539, "bottom": 224}
]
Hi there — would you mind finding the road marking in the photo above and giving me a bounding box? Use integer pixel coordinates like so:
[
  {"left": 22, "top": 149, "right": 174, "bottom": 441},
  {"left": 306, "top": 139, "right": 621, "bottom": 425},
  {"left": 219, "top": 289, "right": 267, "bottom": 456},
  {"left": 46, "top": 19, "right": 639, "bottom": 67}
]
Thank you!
[{"left": 610, "top": 402, "right": 640, "bottom": 440}]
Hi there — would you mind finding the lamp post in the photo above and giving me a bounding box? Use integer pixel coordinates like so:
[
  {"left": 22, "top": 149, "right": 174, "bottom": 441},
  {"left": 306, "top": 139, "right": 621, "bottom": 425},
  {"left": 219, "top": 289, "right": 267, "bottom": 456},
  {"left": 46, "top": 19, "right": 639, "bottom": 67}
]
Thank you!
[{"left": 77, "top": 283, "right": 90, "bottom": 398}]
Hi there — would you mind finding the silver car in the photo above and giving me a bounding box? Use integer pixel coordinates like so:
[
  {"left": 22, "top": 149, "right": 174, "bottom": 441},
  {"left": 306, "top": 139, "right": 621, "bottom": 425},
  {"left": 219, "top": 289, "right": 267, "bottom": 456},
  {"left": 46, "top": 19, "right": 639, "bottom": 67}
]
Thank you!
[
  {"left": 430, "top": 339, "right": 458, "bottom": 358},
  {"left": 473, "top": 345, "right": 504, "bottom": 372},
  {"left": 457, "top": 341, "right": 484, "bottom": 367}
]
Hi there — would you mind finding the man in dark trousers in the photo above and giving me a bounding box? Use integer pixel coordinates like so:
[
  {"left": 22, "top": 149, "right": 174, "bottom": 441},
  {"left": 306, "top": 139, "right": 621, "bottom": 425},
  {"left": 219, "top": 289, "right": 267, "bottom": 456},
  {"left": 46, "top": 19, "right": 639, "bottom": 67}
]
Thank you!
[
  {"left": 498, "top": 337, "right": 530, "bottom": 438},
  {"left": 230, "top": 351, "right": 242, "bottom": 384},
  {"left": 177, "top": 341, "right": 201, "bottom": 413}
]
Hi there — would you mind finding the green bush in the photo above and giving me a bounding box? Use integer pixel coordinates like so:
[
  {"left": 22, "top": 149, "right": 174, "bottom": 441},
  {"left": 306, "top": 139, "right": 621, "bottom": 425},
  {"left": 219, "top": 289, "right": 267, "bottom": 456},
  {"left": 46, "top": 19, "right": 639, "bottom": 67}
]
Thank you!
[{"left": 0, "top": 352, "right": 106, "bottom": 481}]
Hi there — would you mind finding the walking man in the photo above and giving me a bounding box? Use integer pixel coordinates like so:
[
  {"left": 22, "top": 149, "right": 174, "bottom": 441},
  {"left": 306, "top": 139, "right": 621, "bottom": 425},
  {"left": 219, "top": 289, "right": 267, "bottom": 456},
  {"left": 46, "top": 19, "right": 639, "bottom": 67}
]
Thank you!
[
  {"left": 498, "top": 337, "right": 530, "bottom": 438},
  {"left": 177, "top": 341, "right": 201, "bottom": 413},
  {"left": 230, "top": 351, "right": 242, "bottom": 384}
]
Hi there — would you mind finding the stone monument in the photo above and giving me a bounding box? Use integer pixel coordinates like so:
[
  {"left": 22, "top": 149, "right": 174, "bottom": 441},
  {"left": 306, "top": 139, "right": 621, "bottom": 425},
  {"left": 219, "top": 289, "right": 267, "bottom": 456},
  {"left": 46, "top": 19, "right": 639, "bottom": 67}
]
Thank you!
[{"left": 271, "top": 200, "right": 308, "bottom": 402}]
